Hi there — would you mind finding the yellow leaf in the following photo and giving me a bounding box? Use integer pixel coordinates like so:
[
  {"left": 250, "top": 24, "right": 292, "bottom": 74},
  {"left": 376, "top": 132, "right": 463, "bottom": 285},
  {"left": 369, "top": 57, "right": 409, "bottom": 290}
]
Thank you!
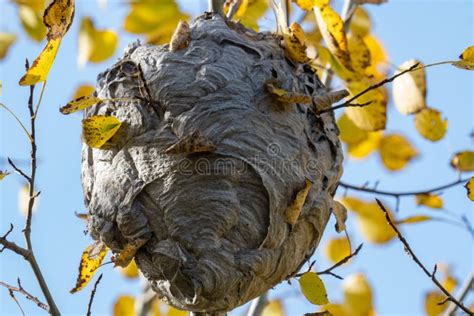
[
  {"left": 43, "top": 0, "right": 75, "bottom": 39},
  {"left": 332, "top": 200, "right": 347, "bottom": 233},
  {"left": 82, "top": 115, "right": 122, "bottom": 149},
  {"left": 169, "top": 20, "right": 191, "bottom": 52},
  {"left": 379, "top": 134, "right": 418, "bottom": 171},
  {"left": 261, "top": 300, "right": 285, "bottom": 316},
  {"left": 348, "top": 131, "right": 382, "bottom": 159},
  {"left": 321, "top": 303, "right": 345, "bottom": 316},
  {"left": 0, "top": 171, "right": 10, "bottom": 181},
  {"left": 341, "top": 196, "right": 396, "bottom": 244},
  {"left": 396, "top": 215, "right": 432, "bottom": 225},
  {"left": 345, "top": 81, "right": 387, "bottom": 131},
  {"left": 70, "top": 241, "right": 108, "bottom": 293},
  {"left": 342, "top": 273, "right": 373, "bottom": 316},
  {"left": 453, "top": 45, "right": 474, "bottom": 70},
  {"left": 118, "top": 259, "right": 139, "bottom": 279},
  {"left": 324, "top": 236, "right": 351, "bottom": 264},
  {"left": 299, "top": 272, "right": 329, "bottom": 305},
  {"left": 424, "top": 291, "right": 447, "bottom": 316},
  {"left": 465, "top": 177, "right": 474, "bottom": 201},
  {"left": 414, "top": 108, "right": 448, "bottom": 142},
  {"left": 124, "top": 1, "right": 188, "bottom": 45},
  {"left": 442, "top": 274, "right": 457, "bottom": 294},
  {"left": 266, "top": 82, "right": 312, "bottom": 104},
  {"left": 72, "top": 84, "right": 95, "bottom": 100},
  {"left": 392, "top": 59, "right": 427, "bottom": 115},
  {"left": 450, "top": 151, "right": 474, "bottom": 172},
  {"left": 60, "top": 95, "right": 102, "bottom": 115},
  {"left": 19, "top": 38, "right": 61, "bottom": 86},
  {"left": 112, "top": 238, "right": 149, "bottom": 268},
  {"left": 364, "top": 35, "right": 389, "bottom": 80},
  {"left": 348, "top": 34, "right": 371, "bottom": 75},
  {"left": 78, "top": 17, "right": 118, "bottom": 65},
  {"left": 17, "top": 4, "right": 47, "bottom": 42},
  {"left": 415, "top": 194, "right": 443, "bottom": 209},
  {"left": 293, "top": 0, "right": 329, "bottom": 10},
  {"left": 314, "top": 3, "right": 352, "bottom": 70},
  {"left": 337, "top": 113, "right": 368, "bottom": 145},
  {"left": 0, "top": 33, "right": 17, "bottom": 60},
  {"left": 113, "top": 295, "right": 136, "bottom": 316},
  {"left": 285, "top": 179, "right": 313, "bottom": 225},
  {"left": 283, "top": 22, "right": 311, "bottom": 64},
  {"left": 349, "top": 7, "right": 371, "bottom": 37}
]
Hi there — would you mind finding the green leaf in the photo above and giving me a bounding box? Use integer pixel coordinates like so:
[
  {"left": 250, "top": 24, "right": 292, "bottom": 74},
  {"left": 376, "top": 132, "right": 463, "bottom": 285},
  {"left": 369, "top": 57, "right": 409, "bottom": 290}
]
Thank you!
[{"left": 299, "top": 272, "right": 329, "bottom": 305}]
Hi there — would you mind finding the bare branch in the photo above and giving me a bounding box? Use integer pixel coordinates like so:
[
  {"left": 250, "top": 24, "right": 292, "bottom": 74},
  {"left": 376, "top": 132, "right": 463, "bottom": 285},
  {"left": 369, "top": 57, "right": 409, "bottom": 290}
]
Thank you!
[
  {"left": 86, "top": 274, "right": 103, "bottom": 316},
  {"left": 443, "top": 271, "right": 474, "bottom": 316},
  {"left": 318, "top": 101, "right": 373, "bottom": 114},
  {"left": 339, "top": 178, "right": 469, "bottom": 198},
  {"left": 376, "top": 199, "right": 472, "bottom": 315},
  {"left": 0, "top": 280, "right": 48, "bottom": 311},
  {"left": 7, "top": 158, "right": 31, "bottom": 182},
  {"left": 8, "top": 289, "right": 26, "bottom": 316},
  {"left": 317, "top": 243, "right": 363, "bottom": 278}
]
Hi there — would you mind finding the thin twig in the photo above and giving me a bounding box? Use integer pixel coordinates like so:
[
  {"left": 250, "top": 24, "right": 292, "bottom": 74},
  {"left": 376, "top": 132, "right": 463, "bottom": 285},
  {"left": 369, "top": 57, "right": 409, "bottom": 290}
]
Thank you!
[
  {"left": 86, "top": 274, "right": 103, "bottom": 316},
  {"left": 0, "top": 280, "right": 48, "bottom": 311},
  {"left": 318, "top": 100, "right": 372, "bottom": 114},
  {"left": 443, "top": 271, "right": 474, "bottom": 316},
  {"left": 8, "top": 289, "right": 26, "bottom": 316},
  {"left": 7, "top": 158, "right": 31, "bottom": 182},
  {"left": 0, "top": 60, "right": 60, "bottom": 315},
  {"left": 0, "top": 103, "right": 32, "bottom": 141},
  {"left": 375, "top": 199, "right": 472, "bottom": 315},
  {"left": 339, "top": 178, "right": 468, "bottom": 198},
  {"left": 316, "top": 243, "right": 363, "bottom": 279},
  {"left": 337, "top": 62, "right": 419, "bottom": 107}
]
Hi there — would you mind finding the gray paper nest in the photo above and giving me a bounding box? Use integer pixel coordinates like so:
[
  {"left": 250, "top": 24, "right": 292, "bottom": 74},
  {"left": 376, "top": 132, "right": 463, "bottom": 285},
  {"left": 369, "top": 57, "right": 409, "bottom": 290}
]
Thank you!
[{"left": 81, "top": 14, "right": 343, "bottom": 313}]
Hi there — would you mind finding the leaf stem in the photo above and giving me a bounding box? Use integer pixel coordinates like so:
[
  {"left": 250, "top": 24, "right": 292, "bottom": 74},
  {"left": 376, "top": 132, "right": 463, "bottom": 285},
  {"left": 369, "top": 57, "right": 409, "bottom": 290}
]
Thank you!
[{"left": 0, "top": 103, "right": 32, "bottom": 141}]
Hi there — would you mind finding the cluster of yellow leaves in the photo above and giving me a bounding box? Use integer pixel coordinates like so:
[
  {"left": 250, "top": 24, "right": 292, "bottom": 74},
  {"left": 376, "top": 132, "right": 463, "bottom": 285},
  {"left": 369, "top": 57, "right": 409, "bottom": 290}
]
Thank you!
[
  {"left": 19, "top": 0, "right": 75, "bottom": 86},
  {"left": 78, "top": 17, "right": 118, "bottom": 66},
  {"left": 0, "top": 33, "right": 17, "bottom": 60},
  {"left": 113, "top": 296, "right": 187, "bottom": 316},
  {"left": 450, "top": 151, "right": 474, "bottom": 172},
  {"left": 320, "top": 273, "right": 375, "bottom": 316},
  {"left": 224, "top": 0, "right": 269, "bottom": 31},
  {"left": 299, "top": 272, "right": 329, "bottom": 305},
  {"left": 82, "top": 115, "right": 122, "bottom": 149},
  {"left": 123, "top": 1, "right": 188, "bottom": 45},
  {"left": 338, "top": 113, "right": 418, "bottom": 171},
  {"left": 70, "top": 241, "right": 108, "bottom": 293}
]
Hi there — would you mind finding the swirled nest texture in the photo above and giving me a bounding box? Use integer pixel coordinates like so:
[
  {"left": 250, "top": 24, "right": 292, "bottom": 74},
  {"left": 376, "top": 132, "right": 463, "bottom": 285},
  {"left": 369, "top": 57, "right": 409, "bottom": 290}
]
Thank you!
[{"left": 81, "top": 14, "right": 343, "bottom": 313}]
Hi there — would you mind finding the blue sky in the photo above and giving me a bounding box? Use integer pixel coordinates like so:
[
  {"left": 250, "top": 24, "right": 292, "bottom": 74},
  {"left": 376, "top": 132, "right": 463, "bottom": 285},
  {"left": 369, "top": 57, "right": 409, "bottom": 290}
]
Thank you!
[{"left": 0, "top": 0, "right": 473, "bottom": 315}]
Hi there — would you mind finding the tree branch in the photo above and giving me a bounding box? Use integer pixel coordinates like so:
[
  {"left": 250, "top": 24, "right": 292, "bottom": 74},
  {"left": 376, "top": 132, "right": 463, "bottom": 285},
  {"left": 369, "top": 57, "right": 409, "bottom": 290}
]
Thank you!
[
  {"left": 86, "top": 274, "right": 103, "bottom": 316},
  {"left": 339, "top": 178, "right": 469, "bottom": 198},
  {"left": 226, "top": 0, "right": 243, "bottom": 19},
  {"left": 443, "top": 271, "right": 474, "bottom": 316},
  {"left": 7, "top": 158, "right": 31, "bottom": 182},
  {"left": 375, "top": 199, "right": 472, "bottom": 315},
  {"left": 0, "top": 279, "right": 48, "bottom": 311}
]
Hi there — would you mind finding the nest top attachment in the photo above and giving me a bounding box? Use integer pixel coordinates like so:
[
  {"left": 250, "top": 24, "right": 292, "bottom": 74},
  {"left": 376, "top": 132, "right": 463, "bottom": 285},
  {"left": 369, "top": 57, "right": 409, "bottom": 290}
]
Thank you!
[{"left": 81, "top": 13, "right": 343, "bottom": 313}]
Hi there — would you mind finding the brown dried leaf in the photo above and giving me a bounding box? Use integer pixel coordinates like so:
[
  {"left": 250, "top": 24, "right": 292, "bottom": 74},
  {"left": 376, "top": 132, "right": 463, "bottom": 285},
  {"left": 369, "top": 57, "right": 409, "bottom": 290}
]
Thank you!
[
  {"left": 170, "top": 20, "right": 191, "bottom": 52},
  {"left": 112, "top": 238, "right": 149, "bottom": 268},
  {"left": 165, "top": 130, "right": 216, "bottom": 155},
  {"left": 266, "top": 83, "right": 312, "bottom": 104},
  {"left": 285, "top": 179, "right": 313, "bottom": 225}
]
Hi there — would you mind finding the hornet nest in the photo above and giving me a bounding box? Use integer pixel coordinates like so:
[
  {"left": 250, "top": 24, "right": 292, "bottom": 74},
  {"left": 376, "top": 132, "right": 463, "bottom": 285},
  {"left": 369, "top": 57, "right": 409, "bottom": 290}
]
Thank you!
[{"left": 81, "top": 13, "right": 343, "bottom": 313}]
